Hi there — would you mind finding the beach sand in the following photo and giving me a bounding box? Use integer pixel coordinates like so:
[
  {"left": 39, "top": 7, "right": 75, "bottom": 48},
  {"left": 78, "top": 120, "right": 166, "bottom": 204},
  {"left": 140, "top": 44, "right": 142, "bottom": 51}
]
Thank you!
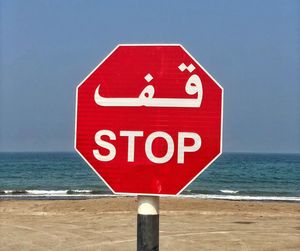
[{"left": 0, "top": 198, "right": 299, "bottom": 251}]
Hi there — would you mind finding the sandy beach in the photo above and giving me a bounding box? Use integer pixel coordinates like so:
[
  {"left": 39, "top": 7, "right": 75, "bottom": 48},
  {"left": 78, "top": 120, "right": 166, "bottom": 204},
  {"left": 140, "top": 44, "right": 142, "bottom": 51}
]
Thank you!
[{"left": 0, "top": 197, "right": 299, "bottom": 251}]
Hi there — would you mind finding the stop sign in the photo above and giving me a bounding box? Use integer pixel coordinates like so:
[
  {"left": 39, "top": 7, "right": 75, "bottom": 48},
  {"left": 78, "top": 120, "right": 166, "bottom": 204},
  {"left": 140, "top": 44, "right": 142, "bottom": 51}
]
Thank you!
[{"left": 75, "top": 44, "right": 223, "bottom": 195}]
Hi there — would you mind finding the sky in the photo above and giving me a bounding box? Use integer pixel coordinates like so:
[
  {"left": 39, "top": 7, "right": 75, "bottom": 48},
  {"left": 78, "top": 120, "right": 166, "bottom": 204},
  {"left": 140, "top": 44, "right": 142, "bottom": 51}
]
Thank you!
[{"left": 0, "top": 0, "right": 299, "bottom": 153}]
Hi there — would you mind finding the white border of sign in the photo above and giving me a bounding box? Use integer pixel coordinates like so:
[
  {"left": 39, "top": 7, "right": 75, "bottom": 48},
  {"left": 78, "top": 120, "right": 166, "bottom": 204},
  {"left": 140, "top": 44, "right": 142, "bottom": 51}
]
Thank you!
[{"left": 74, "top": 44, "right": 224, "bottom": 196}]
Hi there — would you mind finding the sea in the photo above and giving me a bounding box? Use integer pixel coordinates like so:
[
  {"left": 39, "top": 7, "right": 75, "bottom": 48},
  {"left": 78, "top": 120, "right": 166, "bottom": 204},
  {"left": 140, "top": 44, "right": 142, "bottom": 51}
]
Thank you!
[{"left": 0, "top": 152, "right": 299, "bottom": 202}]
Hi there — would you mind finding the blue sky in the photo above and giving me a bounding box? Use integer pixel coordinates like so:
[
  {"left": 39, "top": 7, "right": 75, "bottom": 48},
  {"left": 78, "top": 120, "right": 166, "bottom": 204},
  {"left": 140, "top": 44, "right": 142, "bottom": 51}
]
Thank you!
[{"left": 0, "top": 0, "right": 299, "bottom": 153}]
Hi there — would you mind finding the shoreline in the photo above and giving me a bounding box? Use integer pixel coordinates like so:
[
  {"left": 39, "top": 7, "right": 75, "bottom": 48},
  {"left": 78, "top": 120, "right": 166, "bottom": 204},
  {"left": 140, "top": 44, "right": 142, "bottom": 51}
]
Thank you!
[{"left": 1, "top": 194, "right": 300, "bottom": 203}]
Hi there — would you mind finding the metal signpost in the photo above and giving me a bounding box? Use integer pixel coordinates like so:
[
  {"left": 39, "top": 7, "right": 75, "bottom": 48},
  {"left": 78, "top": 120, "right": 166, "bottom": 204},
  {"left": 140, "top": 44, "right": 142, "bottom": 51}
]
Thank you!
[{"left": 75, "top": 44, "right": 223, "bottom": 250}]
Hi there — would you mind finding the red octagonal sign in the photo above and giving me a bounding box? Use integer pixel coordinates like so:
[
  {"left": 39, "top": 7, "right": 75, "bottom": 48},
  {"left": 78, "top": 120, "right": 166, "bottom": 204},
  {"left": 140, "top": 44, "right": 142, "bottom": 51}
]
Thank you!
[{"left": 75, "top": 44, "right": 223, "bottom": 195}]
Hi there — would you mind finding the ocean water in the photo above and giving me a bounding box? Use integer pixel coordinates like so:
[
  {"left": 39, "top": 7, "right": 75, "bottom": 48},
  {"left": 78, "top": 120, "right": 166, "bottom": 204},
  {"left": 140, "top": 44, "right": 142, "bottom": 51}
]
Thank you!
[{"left": 0, "top": 152, "right": 299, "bottom": 201}]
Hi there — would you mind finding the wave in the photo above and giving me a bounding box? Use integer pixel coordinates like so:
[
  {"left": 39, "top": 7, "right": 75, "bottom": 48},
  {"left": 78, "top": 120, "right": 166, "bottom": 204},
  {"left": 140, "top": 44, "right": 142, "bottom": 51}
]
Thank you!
[
  {"left": 182, "top": 194, "right": 300, "bottom": 202},
  {"left": 0, "top": 190, "right": 299, "bottom": 202},
  {"left": 1, "top": 190, "right": 112, "bottom": 196},
  {"left": 220, "top": 190, "right": 239, "bottom": 194}
]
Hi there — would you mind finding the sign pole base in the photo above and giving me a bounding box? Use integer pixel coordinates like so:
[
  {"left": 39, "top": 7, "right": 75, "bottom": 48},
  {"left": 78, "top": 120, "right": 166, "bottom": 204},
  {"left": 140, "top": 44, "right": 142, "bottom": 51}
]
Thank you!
[{"left": 137, "top": 196, "right": 159, "bottom": 251}]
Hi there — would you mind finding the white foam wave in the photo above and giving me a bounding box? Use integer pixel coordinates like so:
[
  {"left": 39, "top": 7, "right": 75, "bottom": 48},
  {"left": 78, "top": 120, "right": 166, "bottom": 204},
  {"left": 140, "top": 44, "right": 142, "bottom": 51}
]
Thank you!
[
  {"left": 220, "top": 190, "right": 239, "bottom": 194},
  {"left": 27, "top": 190, "right": 93, "bottom": 195},
  {"left": 27, "top": 190, "right": 69, "bottom": 195},
  {"left": 1, "top": 189, "right": 114, "bottom": 197},
  {"left": 3, "top": 190, "right": 93, "bottom": 195},
  {"left": 180, "top": 194, "right": 300, "bottom": 202},
  {"left": 72, "top": 190, "right": 92, "bottom": 193},
  {"left": 1, "top": 190, "right": 299, "bottom": 202}
]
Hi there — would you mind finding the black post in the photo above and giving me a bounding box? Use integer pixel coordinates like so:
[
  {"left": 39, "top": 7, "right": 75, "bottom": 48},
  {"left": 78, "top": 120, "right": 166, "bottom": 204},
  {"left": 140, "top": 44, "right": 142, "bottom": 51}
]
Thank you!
[{"left": 137, "top": 196, "right": 159, "bottom": 251}]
